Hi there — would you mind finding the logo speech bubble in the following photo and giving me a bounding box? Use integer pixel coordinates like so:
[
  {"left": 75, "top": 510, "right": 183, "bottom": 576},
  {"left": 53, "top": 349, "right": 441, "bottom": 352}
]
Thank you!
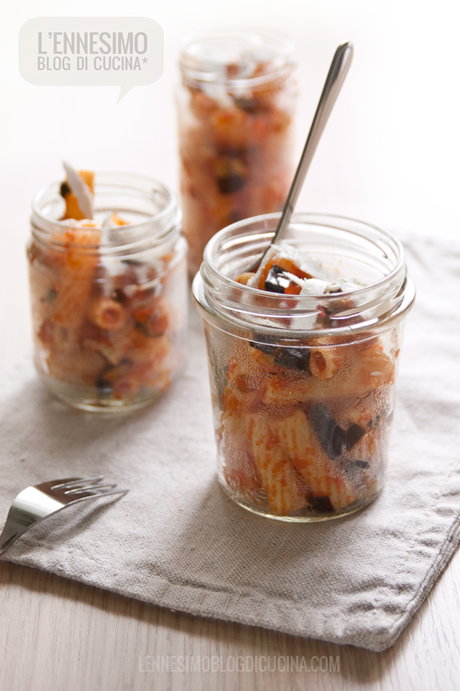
[{"left": 18, "top": 17, "right": 163, "bottom": 102}]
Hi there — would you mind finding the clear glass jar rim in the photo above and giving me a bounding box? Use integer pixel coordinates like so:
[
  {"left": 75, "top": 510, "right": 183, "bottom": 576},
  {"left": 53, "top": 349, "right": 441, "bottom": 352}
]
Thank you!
[
  {"left": 31, "top": 171, "right": 181, "bottom": 251},
  {"left": 204, "top": 211, "right": 406, "bottom": 298},
  {"left": 179, "top": 26, "right": 296, "bottom": 89},
  {"left": 194, "top": 212, "right": 415, "bottom": 339}
]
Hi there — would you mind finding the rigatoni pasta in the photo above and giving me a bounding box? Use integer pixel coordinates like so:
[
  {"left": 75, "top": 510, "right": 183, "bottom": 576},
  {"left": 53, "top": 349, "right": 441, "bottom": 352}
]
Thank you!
[
  {"left": 193, "top": 214, "right": 415, "bottom": 521},
  {"left": 177, "top": 28, "right": 297, "bottom": 276},
  {"left": 28, "top": 168, "right": 187, "bottom": 411}
]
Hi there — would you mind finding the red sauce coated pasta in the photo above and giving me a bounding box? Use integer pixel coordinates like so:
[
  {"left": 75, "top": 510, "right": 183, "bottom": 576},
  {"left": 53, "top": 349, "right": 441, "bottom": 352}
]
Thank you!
[
  {"left": 28, "top": 169, "right": 187, "bottom": 411},
  {"left": 177, "top": 53, "right": 296, "bottom": 275},
  {"left": 211, "top": 247, "right": 399, "bottom": 518}
]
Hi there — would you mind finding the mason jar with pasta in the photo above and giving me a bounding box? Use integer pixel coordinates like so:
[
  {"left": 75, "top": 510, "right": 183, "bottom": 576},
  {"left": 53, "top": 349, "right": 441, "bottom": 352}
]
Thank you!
[
  {"left": 28, "top": 167, "right": 187, "bottom": 412},
  {"left": 177, "top": 27, "right": 297, "bottom": 277},
  {"left": 193, "top": 213, "right": 416, "bottom": 521}
]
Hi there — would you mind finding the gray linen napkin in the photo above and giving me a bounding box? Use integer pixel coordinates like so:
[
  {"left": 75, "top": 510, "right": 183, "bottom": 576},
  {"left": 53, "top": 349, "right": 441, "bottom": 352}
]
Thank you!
[{"left": 1, "top": 233, "right": 459, "bottom": 652}]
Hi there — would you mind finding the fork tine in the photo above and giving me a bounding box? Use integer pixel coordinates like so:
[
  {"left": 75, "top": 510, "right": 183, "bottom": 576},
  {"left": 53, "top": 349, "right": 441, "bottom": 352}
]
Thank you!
[
  {"left": 51, "top": 476, "right": 104, "bottom": 490},
  {"left": 65, "top": 488, "right": 129, "bottom": 501},
  {"left": 64, "top": 484, "right": 117, "bottom": 495}
]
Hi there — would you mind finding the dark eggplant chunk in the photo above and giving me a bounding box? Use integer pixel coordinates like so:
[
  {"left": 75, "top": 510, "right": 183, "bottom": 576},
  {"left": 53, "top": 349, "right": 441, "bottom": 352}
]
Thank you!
[
  {"left": 59, "top": 181, "right": 71, "bottom": 197},
  {"left": 217, "top": 174, "right": 246, "bottom": 194},
  {"left": 344, "top": 459, "right": 371, "bottom": 485},
  {"left": 214, "top": 156, "right": 247, "bottom": 194},
  {"left": 41, "top": 287, "right": 58, "bottom": 303},
  {"left": 308, "top": 404, "right": 346, "bottom": 458},
  {"left": 135, "top": 311, "right": 166, "bottom": 338},
  {"left": 345, "top": 423, "right": 366, "bottom": 450},
  {"left": 96, "top": 359, "right": 132, "bottom": 395},
  {"left": 249, "top": 338, "right": 311, "bottom": 372},
  {"left": 351, "top": 460, "right": 370, "bottom": 469},
  {"left": 96, "top": 374, "right": 112, "bottom": 395},
  {"left": 122, "top": 259, "right": 143, "bottom": 266},
  {"left": 111, "top": 288, "right": 127, "bottom": 304},
  {"left": 249, "top": 338, "right": 278, "bottom": 357},
  {"left": 308, "top": 404, "right": 368, "bottom": 458},
  {"left": 264, "top": 265, "right": 292, "bottom": 294},
  {"left": 309, "top": 495, "right": 335, "bottom": 513},
  {"left": 234, "top": 96, "right": 260, "bottom": 113},
  {"left": 230, "top": 210, "right": 242, "bottom": 224},
  {"left": 275, "top": 347, "right": 311, "bottom": 371}
]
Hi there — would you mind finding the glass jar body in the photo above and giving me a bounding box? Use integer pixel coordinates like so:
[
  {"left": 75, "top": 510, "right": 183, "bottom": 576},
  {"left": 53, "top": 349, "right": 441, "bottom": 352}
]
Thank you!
[
  {"left": 177, "top": 28, "right": 297, "bottom": 276},
  {"left": 193, "top": 213, "right": 415, "bottom": 521},
  {"left": 28, "top": 173, "right": 188, "bottom": 412}
]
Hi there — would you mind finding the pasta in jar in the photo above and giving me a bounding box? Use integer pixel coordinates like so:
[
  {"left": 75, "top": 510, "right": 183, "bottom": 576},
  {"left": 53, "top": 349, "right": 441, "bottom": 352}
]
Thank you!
[
  {"left": 28, "top": 166, "right": 187, "bottom": 412},
  {"left": 177, "top": 28, "right": 297, "bottom": 276},
  {"left": 193, "top": 213, "right": 415, "bottom": 521}
]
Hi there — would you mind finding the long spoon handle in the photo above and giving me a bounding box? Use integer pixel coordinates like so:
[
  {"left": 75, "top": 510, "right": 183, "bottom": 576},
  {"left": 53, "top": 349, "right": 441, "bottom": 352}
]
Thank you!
[{"left": 253, "top": 41, "right": 353, "bottom": 269}]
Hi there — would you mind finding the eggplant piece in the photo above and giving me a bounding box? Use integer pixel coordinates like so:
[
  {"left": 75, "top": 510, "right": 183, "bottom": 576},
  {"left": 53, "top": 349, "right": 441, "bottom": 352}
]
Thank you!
[
  {"left": 249, "top": 338, "right": 278, "bottom": 357},
  {"left": 275, "top": 347, "right": 311, "bottom": 371},
  {"left": 345, "top": 459, "right": 371, "bottom": 485},
  {"left": 309, "top": 495, "right": 335, "bottom": 513},
  {"left": 41, "top": 287, "right": 58, "bottom": 303},
  {"left": 96, "top": 370, "right": 113, "bottom": 396},
  {"left": 135, "top": 313, "right": 166, "bottom": 338},
  {"left": 214, "top": 156, "right": 247, "bottom": 194},
  {"left": 97, "top": 360, "right": 132, "bottom": 394},
  {"left": 264, "top": 265, "right": 292, "bottom": 294},
  {"left": 351, "top": 460, "right": 370, "bottom": 469},
  {"left": 217, "top": 175, "right": 246, "bottom": 194},
  {"left": 308, "top": 404, "right": 346, "bottom": 458},
  {"left": 122, "top": 258, "right": 143, "bottom": 266},
  {"left": 96, "top": 378, "right": 112, "bottom": 396},
  {"left": 308, "top": 404, "right": 367, "bottom": 459},
  {"left": 111, "top": 288, "right": 127, "bottom": 304},
  {"left": 59, "top": 181, "right": 71, "bottom": 197},
  {"left": 234, "top": 96, "right": 260, "bottom": 113},
  {"left": 249, "top": 339, "right": 311, "bottom": 372},
  {"left": 345, "top": 423, "right": 366, "bottom": 450}
]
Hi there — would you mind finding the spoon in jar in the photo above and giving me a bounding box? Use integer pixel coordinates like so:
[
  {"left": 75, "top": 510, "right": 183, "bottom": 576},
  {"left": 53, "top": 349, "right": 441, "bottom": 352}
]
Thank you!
[{"left": 247, "top": 41, "right": 354, "bottom": 273}]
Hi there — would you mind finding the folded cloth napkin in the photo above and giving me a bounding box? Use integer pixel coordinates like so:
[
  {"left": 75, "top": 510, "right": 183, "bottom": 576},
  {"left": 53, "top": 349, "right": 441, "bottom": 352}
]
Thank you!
[{"left": 1, "top": 232, "right": 459, "bottom": 653}]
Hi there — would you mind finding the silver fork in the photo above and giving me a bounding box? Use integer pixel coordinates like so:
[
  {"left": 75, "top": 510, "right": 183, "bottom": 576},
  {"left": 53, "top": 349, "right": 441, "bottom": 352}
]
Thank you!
[{"left": 0, "top": 477, "right": 128, "bottom": 556}]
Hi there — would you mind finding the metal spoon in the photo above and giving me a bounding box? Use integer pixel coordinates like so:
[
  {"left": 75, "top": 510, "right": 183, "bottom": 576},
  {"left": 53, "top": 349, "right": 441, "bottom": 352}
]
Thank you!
[{"left": 249, "top": 41, "right": 354, "bottom": 272}]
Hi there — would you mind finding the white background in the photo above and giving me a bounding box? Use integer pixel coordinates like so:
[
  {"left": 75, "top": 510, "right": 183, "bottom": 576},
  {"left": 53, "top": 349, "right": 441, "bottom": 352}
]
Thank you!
[{"left": 0, "top": 0, "right": 459, "bottom": 372}]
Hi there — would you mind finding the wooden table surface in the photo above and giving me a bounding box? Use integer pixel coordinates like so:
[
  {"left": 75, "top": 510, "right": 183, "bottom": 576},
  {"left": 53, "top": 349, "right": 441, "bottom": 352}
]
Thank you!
[{"left": 1, "top": 1, "right": 459, "bottom": 689}]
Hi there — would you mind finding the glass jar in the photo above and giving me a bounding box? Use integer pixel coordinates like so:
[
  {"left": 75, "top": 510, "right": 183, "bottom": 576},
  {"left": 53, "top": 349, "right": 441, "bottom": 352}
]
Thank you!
[
  {"left": 28, "top": 172, "right": 188, "bottom": 412},
  {"left": 193, "top": 213, "right": 415, "bottom": 522},
  {"left": 177, "top": 27, "right": 297, "bottom": 277}
]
